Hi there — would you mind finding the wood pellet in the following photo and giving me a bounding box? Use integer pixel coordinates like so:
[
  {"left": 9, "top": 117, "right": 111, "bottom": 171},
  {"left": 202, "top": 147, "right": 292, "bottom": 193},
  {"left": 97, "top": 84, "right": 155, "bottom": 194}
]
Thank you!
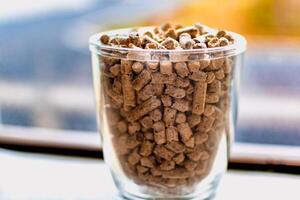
[{"left": 98, "top": 22, "right": 235, "bottom": 192}]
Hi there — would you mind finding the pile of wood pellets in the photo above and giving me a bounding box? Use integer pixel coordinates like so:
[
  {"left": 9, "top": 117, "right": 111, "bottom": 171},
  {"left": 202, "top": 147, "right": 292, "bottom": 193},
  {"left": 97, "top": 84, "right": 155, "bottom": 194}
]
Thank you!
[{"left": 98, "top": 22, "right": 235, "bottom": 194}]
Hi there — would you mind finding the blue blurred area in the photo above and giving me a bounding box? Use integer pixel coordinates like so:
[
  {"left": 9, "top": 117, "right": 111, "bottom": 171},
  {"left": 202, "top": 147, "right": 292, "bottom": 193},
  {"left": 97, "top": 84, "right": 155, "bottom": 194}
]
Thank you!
[
  {"left": 0, "top": 0, "right": 113, "bottom": 83},
  {"left": 0, "top": 0, "right": 116, "bottom": 131},
  {"left": 237, "top": 122, "right": 300, "bottom": 146},
  {"left": 237, "top": 49, "right": 300, "bottom": 146},
  {"left": 243, "top": 50, "right": 300, "bottom": 92},
  {"left": 2, "top": 107, "right": 33, "bottom": 127}
]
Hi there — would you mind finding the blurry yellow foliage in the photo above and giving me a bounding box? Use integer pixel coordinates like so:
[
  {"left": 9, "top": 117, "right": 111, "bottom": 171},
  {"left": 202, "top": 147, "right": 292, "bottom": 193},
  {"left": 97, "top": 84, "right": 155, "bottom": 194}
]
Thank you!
[{"left": 144, "top": 0, "right": 300, "bottom": 37}]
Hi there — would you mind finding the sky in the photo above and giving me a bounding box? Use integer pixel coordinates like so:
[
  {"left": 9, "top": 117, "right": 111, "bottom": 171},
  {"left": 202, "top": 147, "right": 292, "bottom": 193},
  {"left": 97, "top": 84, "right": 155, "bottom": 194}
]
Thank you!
[{"left": 0, "top": 0, "right": 95, "bottom": 22}]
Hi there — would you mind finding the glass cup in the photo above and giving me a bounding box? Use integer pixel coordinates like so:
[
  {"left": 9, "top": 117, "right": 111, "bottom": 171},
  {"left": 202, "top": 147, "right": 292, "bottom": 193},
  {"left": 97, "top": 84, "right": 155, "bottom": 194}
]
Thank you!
[{"left": 89, "top": 27, "right": 246, "bottom": 200}]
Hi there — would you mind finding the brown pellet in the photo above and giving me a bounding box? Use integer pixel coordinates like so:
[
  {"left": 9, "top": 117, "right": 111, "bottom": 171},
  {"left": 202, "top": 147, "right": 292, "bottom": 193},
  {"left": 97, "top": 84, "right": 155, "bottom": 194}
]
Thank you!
[
  {"left": 127, "top": 97, "right": 161, "bottom": 122},
  {"left": 122, "top": 74, "right": 136, "bottom": 109},
  {"left": 151, "top": 167, "right": 162, "bottom": 176},
  {"left": 194, "top": 132, "right": 209, "bottom": 145},
  {"left": 208, "top": 80, "right": 221, "bottom": 94},
  {"left": 153, "top": 121, "right": 165, "bottom": 132},
  {"left": 175, "top": 112, "right": 186, "bottom": 124},
  {"left": 138, "top": 84, "right": 155, "bottom": 101},
  {"left": 184, "top": 137, "right": 195, "bottom": 148},
  {"left": 163, "top": 107, "right": 177, "bottom": 126},
  {"left": 177, "top": 123, "right": 193, "bottom": 142},
  {"left": 192, "top": 81, "right": 207, "bottom": 115},
  {"left": 161, "top": 37, "right": 179, "bottom": 50},
  {"left": 140, "top": 141, "right": 154, "bottom": 156},
  {"left": 151, "top": 72, "right": 176, "bottom": 84},
  {"left": 165, "top": 85, "right": 186, "bottom": 99},
  {"left": 172, "top": 99, "right": 189, "bottom": 112},
  {"left": 173, "top": 153, "right": 185, "bottom": 165},
  {"left": 184, "top": 159, "right": 198, "bottom": 171},
  {"left": 140, "top": 116, "right": 153, "bottom": 129},
  {"left": 162, "top": 168, "right": 191, "bottom": 179},
  {"left": 219, "top": 37, "right": 229, "bottom": 46},
  {"left": 161, "top": 22, "right": 172, "bottom": 31},
  {"left": 160, "top": 61, "right": 173, "bottom": 75},
  {"left": 140, "top": 157, "right": 155, "bottom": 168},
  {"left": 154, "top": 130, "right": 166, "bottom": 145},
  {"left": 165, "top": 141, "right": 186, "bottom": 153},
  {"left": 166, "top": 126, "right": 179, "bottom": 142},
  {"left": 175, "top": 77, "right": 190, "bottom": 88},
  {"left": 150, "top": 109, "right": 162, "bottom": 122},
  {"left": 152, "top": 84, "right": 165, "bottom": 96},
  {"left": 137, "top": 165, "right": 149, "bottom": 174},
  {"left": 179, "top": 33, "right": 195, "bottom": 49},
  {"left": 110, "top": 64, "right": 121, "bottom": 76},
  {"left": 195, "top": 162, "right": 208, "bottom": 176},
  {"left": 160, "top": 160, "right": 176, "bottom": 171},
  {"left": 187, "top": 61, "right": 201, "bottom": 72},
  {"left": 128, "top": 122, "right": 141, "bottom": 135},
  {"left": 187, "top": 150, "right": 203, "bottom": 162},
  {"left": 161, "top": 95, "right": 172, "bottom": 107},
  {"left": 128, "top": 149, "right": 141, "bottom": 165},
  {"left": 215, "top": 68, "right": 225, "bottom": 80},
  {"left": 189, "top": 71, "right": 207, "bottom": 82},
  {"left": 147, "top": 61, "right": 159, "bottom": 71},
  {"left": 176, "top": 27, "right": 198, "bottom": 38},
  {"left": 196, "top": 116, "right": 215, "bottom": 132},
  {"left": 154, "top": 145, "right": 176, "bottom": 161},
  {"left": 164, "top": 28, "right": 177, "bottom": 40},
  {"left": 187, "top": 114, "right": 202, "bottom": 128},
  {"left": 117, "top": 120, "right": 127, "bottom": 133},
  {"left": 104, "top": 82, "right": 123, "bottom": 105},
  {"left": 144, "top": 131, "right": 154, "bottom": 141},
  {"left": 132, "top": 70, "right": 152, "bottom": 91},
  {"left": 205, "top": 93, "right": 219, "bottom": 103},
  {"left": 174, "top": 62, "right": 190, "bottom": 78},
  {"left": 100, "top": 34, "right": 110, "bottom": 44},
  {"left": 199, "top": 54, "right": 210, "bottom": 69},
  {"left": 132, "top": 62, "right": 144, "bottom": 74},
  {"left": 203, "top": 105, "right": 215, "bottom": 116},
  {"left": 206, "top": 72, "right": 215, "bottom": 84},
  {"left": 112, "top": 78, "right": 122, "bottom": 94}
]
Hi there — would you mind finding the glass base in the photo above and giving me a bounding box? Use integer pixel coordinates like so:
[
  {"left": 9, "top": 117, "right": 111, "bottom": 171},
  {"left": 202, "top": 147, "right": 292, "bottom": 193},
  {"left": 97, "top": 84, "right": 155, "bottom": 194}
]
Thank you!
[
  {"left": 112, "top": 135, "right": 227, "bottom": 200},
  {"left": 115, "top": 174, "right": 222, "bottom": 200}
]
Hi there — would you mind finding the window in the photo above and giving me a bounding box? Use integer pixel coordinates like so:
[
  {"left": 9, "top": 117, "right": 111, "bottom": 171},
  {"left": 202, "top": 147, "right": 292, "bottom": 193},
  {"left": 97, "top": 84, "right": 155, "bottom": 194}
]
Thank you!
[
  {"left": 0, "top": 0, "right": 180, "bottom": 147},
  {"left": 1, "top": 0, "right": 300, "bottom": 168}
]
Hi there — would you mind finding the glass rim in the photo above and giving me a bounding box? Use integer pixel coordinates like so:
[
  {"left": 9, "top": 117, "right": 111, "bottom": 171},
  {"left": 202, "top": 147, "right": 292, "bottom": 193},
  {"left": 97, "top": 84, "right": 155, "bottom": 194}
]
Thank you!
[{"left": 89, "top": 26, "right": 247, "bottom": 58}]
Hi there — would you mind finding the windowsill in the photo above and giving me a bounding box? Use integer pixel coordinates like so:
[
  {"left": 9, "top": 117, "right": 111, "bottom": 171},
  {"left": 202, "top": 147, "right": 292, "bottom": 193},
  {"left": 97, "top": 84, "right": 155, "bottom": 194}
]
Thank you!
[
  {"left": 0, "top": 149, "right": 299, "bottom": 200},
  {"left": 1, "top": 125, "right": 300, "bottom": 168},
  {"left": 0, "top": 125, "right": 101, "bottom": 151}
]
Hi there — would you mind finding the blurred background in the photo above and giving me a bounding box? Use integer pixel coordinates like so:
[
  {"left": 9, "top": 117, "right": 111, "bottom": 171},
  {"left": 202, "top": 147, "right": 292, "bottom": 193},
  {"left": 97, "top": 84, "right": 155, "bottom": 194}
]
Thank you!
[
  {"left": 1, "top": 0, "right": 300, "bottom": 153},
  {"left": 1, "top": 1, "right": 300, "bottom": 199}
]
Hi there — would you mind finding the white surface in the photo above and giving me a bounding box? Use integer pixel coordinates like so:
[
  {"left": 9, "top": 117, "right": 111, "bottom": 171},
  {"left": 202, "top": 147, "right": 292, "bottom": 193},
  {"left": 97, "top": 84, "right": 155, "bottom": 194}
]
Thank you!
[{"left": 0, "top": 149, "right": 299, "bottom": 200}]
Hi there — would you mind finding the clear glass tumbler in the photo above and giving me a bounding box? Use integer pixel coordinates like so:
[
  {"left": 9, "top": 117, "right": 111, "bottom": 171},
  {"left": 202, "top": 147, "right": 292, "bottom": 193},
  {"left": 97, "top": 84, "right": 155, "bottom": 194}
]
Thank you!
[{"left": 89, "top": 27, "right": 246, "bottom": 200}]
